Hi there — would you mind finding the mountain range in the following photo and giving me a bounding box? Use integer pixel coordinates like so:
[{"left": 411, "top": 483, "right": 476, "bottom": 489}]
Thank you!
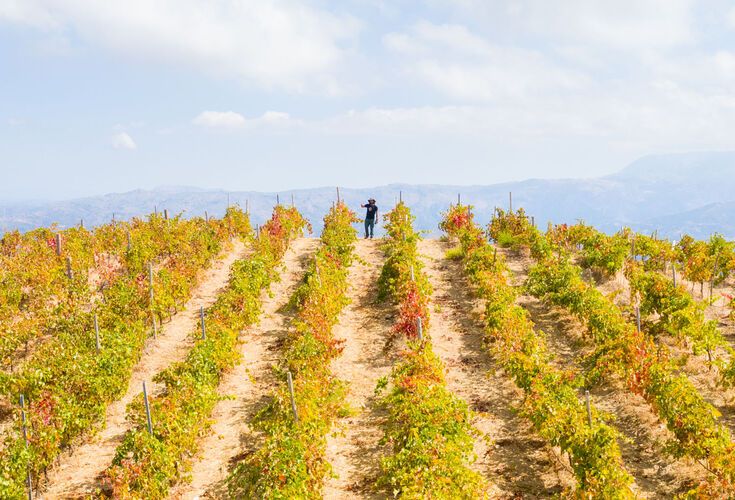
[{"left": 2, "top": 151, "right": 734, "bottom": 240}]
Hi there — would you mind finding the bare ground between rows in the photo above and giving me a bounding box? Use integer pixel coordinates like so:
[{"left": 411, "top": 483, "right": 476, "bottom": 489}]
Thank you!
[
  {"left": 322, "top": 239, "right": 395, "bottom": 500},
  {"left": 430, "top": 241, "right": 575, "bottom": 498},
  {"left": 677, "top": 275, "right": 734, "bottom": 318},
  {"left": 593, "top": 267, "right": 735, "bottom": 437},
  {"left": 169, "top": 237, "right": 318, "bottom": 499},
  {"left": 501, "top": 248, "right": 706, "bottom": 498},
  {"left": 40, "top": 239, "right": 248, "bottom": 499}
]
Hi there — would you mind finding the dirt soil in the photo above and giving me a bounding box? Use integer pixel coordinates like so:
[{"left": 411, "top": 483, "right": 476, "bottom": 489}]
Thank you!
[
  {"left": 501, "top": 248, "right": 706, "bottom": 498},
  {"left": 424, "top": 240, "right": 575, "bottom": 498},
  {"left": 593, "top": 266, "right": 735, "bottom": 439},
  {"left": 168, "top": 237, "right": 318, "bottom": 499},
  {"left": 325, "top": 239, "right": 573, "bottom": 498},
  {"left": 322, "top": 239, "right": 395, "bottom": 500},
  {"left": 40, "top": 239, "right": 248, "bottom": 499}
]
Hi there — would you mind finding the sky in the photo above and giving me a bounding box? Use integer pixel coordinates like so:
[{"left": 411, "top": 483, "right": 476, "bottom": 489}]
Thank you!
[{"left": 1, "top": 0, "right": 735, "bottom": 200}]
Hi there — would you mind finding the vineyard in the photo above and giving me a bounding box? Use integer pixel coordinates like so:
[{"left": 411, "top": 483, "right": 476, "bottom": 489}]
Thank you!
[{"left": 1, "top": 200, "right": 735, "bottom": 499}]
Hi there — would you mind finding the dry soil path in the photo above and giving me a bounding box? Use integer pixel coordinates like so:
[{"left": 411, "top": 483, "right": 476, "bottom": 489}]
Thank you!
[
  {"left": 593, "top": 265, "right": 735, "bottom": 446},
  {"left": 501, "top": 248, "right": 705, "bottom": 498},
  {"left": 421, "top": 240, "right": 574, "bottom": 497},
  {"left": 322, "top": 239, "right": 395, "bottom": 500},
  {"left": 41, "top": 240, "right": 248, "bottom": 499},
  {"left": 168, "top": 237, "right": 317, "bottom": 499}
]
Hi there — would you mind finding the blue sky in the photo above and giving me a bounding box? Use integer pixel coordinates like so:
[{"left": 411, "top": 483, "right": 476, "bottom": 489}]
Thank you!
[{"left": 2, "top": 0, "right": 735, "bottom": 200}]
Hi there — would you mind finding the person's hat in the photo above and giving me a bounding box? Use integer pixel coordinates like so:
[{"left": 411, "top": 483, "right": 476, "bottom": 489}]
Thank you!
[{"left": 368, "top": 198, "right": 376, "bottom": 202}]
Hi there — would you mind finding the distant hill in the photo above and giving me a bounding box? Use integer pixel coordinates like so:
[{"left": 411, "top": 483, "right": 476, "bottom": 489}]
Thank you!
[{"left": 2, "top": 151, "right": 734, "bottom": 239}]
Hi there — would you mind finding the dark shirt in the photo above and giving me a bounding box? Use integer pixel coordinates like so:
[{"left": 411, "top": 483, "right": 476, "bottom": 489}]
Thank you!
[{"left": 365, "top": 204, "right": 378, "bottom": 220}]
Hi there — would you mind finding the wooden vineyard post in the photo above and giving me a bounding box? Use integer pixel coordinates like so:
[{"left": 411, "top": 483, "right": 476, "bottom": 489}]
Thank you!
[
  {"left": 276, "top": 194, "right": 280, "bottom": 206},
  {"left": 585, "top": 390, "right": 592, "bottom": 426},
  {"left": 142, "top": 381, "right": 153, "bottom": 435},
  {"left": 291, "top": 194, "right": 295, "bottom": 207},
  {"left": 711, "top": 256, "right": 719, "bottom": 301},
  {"left": 416, "top": 316, "right": 423, "bottom": 341},
  {"left": 204, "top": 210, "right": 208, "bottom": 222},
  {"left": 164, "top": 209, "right": 168, "bottom": 220},
  {"left": 493, "top": 247, "right": 497, "bottom": 265},
  {"left": 336, "top": 187, "right": 341, "bottom": 203},
  {"left": 148, "top": 263, "right": 154, "bottom": 305},
  {"left": 55, "top": 233, "right": 61, "bottom": 256},
  {"left": 152, "top": 315, "right": 158, "bottom": 339},
  {"left": 509, "top": 191, "right": 512, "bottom": 212},
  {"left": 20, "top": 395, "right": 28, "bottom": 443},
  {"left": 399, "top": 190, "right": 402, "bottom": 203},
  {"left": 457, "top": 193, "right": 461, "bottom": 205},
  {"left": 94, "top": 314, "right": 101, "bottom": 353},
  {"left": 631, "top": 237, "right": 636, "bottom": 262},
  {"left": 20, "top": 395, "right": 33, "bottom": 500},
  {"left": 255, "top": 224, "right": 260, "bottom": 240},
  {"left": 80, "top": 219, "right": 84, "bottom": 229},
  {"left": 531, "top": 216, "right": 535, "bottom": 228},
  {"left": 65, "top": 257, "right": 73, "bottom": 280},
  {"left": 672, "top": 264, "right": 677, "bottom": 287},
  {"left": 245, "top": 199, "right": 249, "bottom": 215},
  {"left": 227, "top": 208, "right": 232, "bottom": 238},
  {"left": 126, "top": 231, "right": 131, "bottom": 252},
  {"left": 287, "top": 371, "right": 299, "bottom": 423},
  {"left": 200, "top": 306, "right": 206, "bottom": 340}
]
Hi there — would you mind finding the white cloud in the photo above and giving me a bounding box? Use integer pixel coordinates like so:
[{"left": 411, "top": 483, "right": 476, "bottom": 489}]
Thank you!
[
  {"left": 727, "top": 7, "right": 735, "bottom": 28},
  {"left": 714, "top": 51, "right": 735, "bottom": 78},
  {"left": 0, "top": 0, "right": 58, "bottom": 28},
  {"left": 384, "top": 21, "right": 588, "bottom": 102},
  {"left": 522, "top": 0, "right": 694, "bottom": 48},
  {"left": 249, "top": 81, "right": 735, "bottom": 151},
  {"left": 410, "top": 21, "right": 494, "bottom": 56},
  {"left": 258, "top": 111, "right": 296, "bottom": 127},
  {"left": 385, "top": 21, "right": 492, "bottom": 57},
  {"left": 0, "top": 0, "right": 359, "bottom": 92},
  {"left": 111, "top": 132, "right": 137, "bottom": 150},
  {"left": 193, "top": 110, "right": 298, "bottom": 129},
  {"left": 440, "top": 0, "right": 695, "bottom": 49},
  {"left": 193, "top": 111, "right": 247, "bottom": 128}
]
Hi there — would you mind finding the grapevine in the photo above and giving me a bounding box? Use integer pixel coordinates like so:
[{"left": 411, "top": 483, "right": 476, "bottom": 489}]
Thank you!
[
  {"left": 227, "top": 201, "right": 356, "bottom": 498},
  {"left": 442, "top": 204, "right": 633, "bottom": 498},
  {"left": 104, "top": 204, "right": 306, "bottom": 498},
  {"left": 377, "top": 202, "right": 488, "bottom": 499}
]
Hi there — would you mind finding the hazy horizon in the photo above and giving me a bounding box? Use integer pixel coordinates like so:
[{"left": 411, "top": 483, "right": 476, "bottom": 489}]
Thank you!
[{"left": 4, "top": 149, "right": 733, "bottom": 204}]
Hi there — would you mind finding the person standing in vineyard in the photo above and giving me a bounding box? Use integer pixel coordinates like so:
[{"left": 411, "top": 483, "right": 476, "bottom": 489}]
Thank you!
[{"left": 361, "top": 198, "right": 378, "bottom": 239}]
